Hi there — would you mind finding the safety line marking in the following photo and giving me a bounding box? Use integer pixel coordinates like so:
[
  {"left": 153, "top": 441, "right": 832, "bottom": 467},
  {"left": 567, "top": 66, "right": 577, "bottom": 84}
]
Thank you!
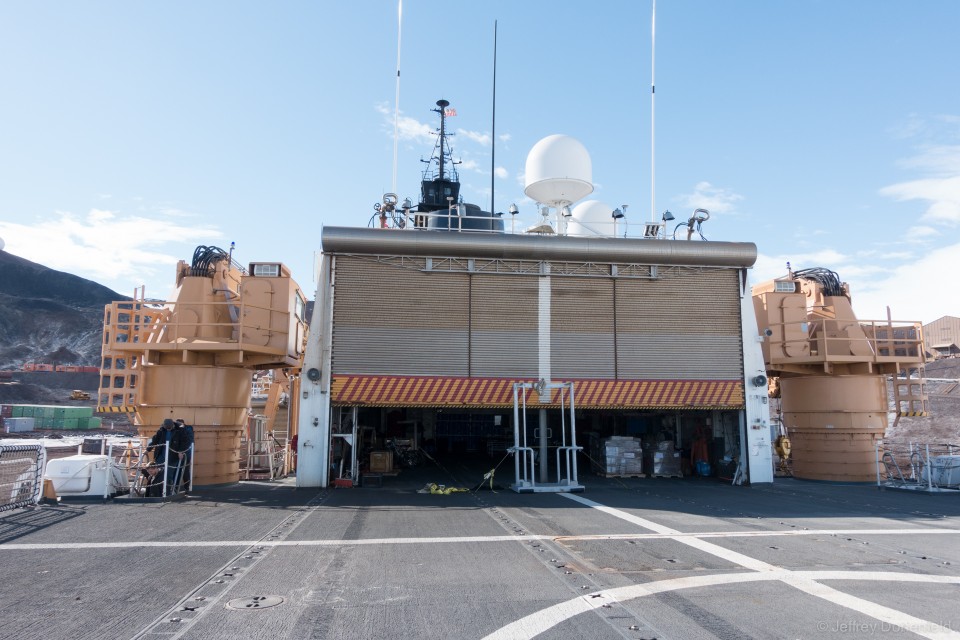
[
  {"left": 3, "top": 527, "right": 960, "bottom": 550},
  {"left": 505, "top": 493, "right": 960, "bottom": 640},
  {"left": 560, "top": 493, "right": 779, "bottom": 571},
  {"left": 482, "top": 571, "right": 960, "bottom": 640}
]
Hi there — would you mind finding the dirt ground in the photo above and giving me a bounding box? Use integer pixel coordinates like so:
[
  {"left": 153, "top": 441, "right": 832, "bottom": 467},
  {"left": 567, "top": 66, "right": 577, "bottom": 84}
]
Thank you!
[{"left": 886, "top": 357, "right": 960, "bottom": 443}]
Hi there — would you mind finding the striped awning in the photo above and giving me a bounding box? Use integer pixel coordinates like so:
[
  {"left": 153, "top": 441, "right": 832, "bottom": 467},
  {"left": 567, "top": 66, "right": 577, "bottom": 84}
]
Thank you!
[{"left": 330, "top": 375, "right": 743, "bottom": 409}]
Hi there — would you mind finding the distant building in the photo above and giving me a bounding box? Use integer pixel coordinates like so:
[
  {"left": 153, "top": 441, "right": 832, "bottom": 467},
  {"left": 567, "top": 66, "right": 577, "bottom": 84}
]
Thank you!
[{"left": 923, "top": 316, "right": 960, "bottom": 358}]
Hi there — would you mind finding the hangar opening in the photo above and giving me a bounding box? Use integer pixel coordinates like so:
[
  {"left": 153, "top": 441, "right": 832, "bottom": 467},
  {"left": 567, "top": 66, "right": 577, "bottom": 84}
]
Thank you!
[
  {"left": 328, "top": 403, "right": 746, "bottom": 488},
  {"left": 300, "top": 227, "right": 769, "bottom": 491}
]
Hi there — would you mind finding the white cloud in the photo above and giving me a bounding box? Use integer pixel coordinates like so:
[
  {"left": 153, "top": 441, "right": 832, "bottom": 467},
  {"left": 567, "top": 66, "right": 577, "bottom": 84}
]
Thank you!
[
  {"left": 899, "top": 144, "right": 960, "bottom": 175},
  {"left": 459, "top": 159, "right": 480, "bottom": 172},
  {"left": 457, "top": 129, "right": 491, "bottom": 146},
  {"left": 0, "top": 208, "right": 222, "bottom": 298},
  {"left": 880, "top": 119, "right": 960, "bottom": 224},
  {"left": 752, "top": 244, "right": 959, "bottom": 324},
  {"left": 751, "top": 249, "right": 851, "bottom": 284},
  {"left": 880, "top": 175, "right": 960, "bottom": 224},
  {"left": 876, "top": 251, "right": 914, "bottom": 260},
  {"left": 676, "top": 181, "right": 744, "bottom": 215},
  {"left": 498, "top": 133, "right": 511, "bottom": 143},
  {"left": 852, "top": 241, "right": 960, "bottom": 322},
  {"left": 87, "top": 208, "right": 114, "bottom": 222},
  {"left": 375, "top": 103, "right": 434, "bottom": 145},
  {"left": 904, "top": 225, "right": 939, "bottom": 242},
  {"left": 494, "top": 166, "right": 508, "bottom": 179}
]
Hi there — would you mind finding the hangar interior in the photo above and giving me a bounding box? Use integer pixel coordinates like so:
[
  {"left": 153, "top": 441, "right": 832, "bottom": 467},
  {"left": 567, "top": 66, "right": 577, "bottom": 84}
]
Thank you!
[{"left": 329, "top": 404, "right": 745, "bottom": 482}]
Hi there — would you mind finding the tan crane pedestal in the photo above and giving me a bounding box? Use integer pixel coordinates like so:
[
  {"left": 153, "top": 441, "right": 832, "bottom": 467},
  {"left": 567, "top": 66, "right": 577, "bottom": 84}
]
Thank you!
[
  {"left": 780, "top": 375, "right": 887, "bottom": 482},
  {"left": 137, "top": 365, "right": 253, "bottom": 486}
]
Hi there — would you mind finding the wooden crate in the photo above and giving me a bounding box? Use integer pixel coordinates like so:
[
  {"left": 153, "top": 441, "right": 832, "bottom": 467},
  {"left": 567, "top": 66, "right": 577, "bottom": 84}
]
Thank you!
[{"left": 370, "top": 451, "right": 394, "bottom": 473}]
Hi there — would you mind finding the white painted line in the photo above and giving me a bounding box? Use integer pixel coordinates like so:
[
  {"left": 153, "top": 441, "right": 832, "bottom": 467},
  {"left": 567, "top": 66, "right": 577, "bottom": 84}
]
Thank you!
[
  {"left": 561, "top": 493, "right": 778, "bottom": 571},
  {"left": 558, "top": 528, "right": 960, "bottom": 540},
  {"left": 482, "top": 571, "right": 960, "bottom": 640},
  {"left": 561, "top": 493, "right": 680, "bottom": 535},
  {"left": 783, "top": 575, "right": 960, "bottom": 640},
  {"left": 0, "top": 535, "right": 544, "bottom": 550},
  {"left": 544, "top": 493, "right": 960, "bottom": 640},
  {"left": 3, "top": 527, "right": 960, "bottom": 550}
]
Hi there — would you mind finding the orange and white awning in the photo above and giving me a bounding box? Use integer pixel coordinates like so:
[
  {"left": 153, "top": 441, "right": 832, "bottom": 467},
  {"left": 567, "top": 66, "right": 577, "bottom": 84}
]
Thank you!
[{"left": 330, "top": 375, "right": 743, "bottom": 410}]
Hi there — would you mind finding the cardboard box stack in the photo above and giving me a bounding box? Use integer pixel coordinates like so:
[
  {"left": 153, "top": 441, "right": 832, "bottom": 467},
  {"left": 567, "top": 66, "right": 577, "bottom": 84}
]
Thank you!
[{"left": 593, "top": 435, "right": 643, "bottom": 476}]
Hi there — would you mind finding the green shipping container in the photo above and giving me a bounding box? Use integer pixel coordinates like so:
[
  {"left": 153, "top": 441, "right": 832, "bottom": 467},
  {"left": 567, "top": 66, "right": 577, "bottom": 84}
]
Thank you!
[
  {"left": 54, "top": 407, "right": 94, "bottom": 419},
  {"left": 63, "top": 418, "right": 79, "bottom": 430},
  {"left": 80, "top": 417, "right": 103, "bottom": 430},
  {"left": 12, "top": 406, "right": 24, "bottom": 418}
]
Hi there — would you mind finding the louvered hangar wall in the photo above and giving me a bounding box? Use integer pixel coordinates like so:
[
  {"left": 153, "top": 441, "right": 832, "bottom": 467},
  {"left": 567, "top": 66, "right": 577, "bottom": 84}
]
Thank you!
[
  {"left": 331, "top": 257, "right": 469, "bottom": 375},
  {"left": 614, "top": 269, "right": 743, "bottom": 379},
  {"left": 331, "top": 255, "right": 743, "bottom": 387},
  {"left": 470, "top": 274, "right": 538, "bottom": 377}
]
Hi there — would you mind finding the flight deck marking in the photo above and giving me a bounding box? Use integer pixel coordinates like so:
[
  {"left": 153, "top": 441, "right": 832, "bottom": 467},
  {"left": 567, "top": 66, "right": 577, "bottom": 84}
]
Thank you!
[
  {"left": 482, "top": 571, "right": 960, "bottom": 640},
  {"left": 479, "top": 494, "right": 960, "bottom": 640},
  {"left": 3, "top": 527, "right": 960, "bottom": 550}
]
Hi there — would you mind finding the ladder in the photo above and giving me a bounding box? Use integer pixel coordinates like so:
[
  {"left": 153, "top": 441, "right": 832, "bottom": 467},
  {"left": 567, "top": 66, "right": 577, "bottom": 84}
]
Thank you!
[{"left": 892, "top": 363, "right": 929, "bottom": 422}]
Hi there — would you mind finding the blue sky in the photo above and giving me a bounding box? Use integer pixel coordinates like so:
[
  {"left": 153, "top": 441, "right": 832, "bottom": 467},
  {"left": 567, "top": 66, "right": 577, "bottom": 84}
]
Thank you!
[{"left": 1, "top": 1, "right": 957, "bottom": 324}]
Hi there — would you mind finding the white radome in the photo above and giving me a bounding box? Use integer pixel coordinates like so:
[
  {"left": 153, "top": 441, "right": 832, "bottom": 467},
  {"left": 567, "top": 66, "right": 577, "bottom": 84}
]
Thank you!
[
  {"left": 0, "top": 237, "right": 5, "bottom": 252},
  {"left": 566, "top": 200, "right": 617, "bottom": 237},
  {"left": 523, "top": 134, "right": 593, "bottom": 206}
]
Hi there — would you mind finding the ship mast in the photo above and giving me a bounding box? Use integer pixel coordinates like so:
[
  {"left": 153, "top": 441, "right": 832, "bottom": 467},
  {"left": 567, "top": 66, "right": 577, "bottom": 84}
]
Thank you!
[
  {"left": 418, "top": 99, "right": 461, "bottom": 213},
  {"left": 436, "top": 99, "right": 449, "bottom": 183}
]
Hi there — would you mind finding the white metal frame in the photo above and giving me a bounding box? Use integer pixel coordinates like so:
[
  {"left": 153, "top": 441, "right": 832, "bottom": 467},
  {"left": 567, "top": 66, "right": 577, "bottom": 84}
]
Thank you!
[{"left": 510, "top": 381, "right": 584, "bottom": 493}]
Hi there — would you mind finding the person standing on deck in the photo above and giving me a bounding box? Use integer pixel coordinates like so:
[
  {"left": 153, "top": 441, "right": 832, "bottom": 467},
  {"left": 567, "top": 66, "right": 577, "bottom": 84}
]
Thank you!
[
  {"left": 175, "top": 418, "right": 195, "bottom": 490},
  {"left": 148, "top": 419, "right": 188, "bottom": 495}
]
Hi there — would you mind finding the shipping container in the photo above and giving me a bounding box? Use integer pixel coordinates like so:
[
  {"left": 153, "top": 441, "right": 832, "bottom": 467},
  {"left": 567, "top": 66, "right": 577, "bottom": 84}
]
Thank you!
[
  {"left": 4, "top": 417, "right": 35, "bottom": 433},
  {"left": 54, "top": 406, "right": 92, "bottom": 419},
  {"left": 0, "top": 405, "right": 12, "bottom": 418}
]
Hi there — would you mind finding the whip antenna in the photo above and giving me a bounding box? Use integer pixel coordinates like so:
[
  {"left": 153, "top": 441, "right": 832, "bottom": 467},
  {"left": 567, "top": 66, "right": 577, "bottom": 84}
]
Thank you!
[
  {"left": 391, "top": 0, "right": 403, "bottom": 195},
  {"left": 490, "top": 20, "right": 498, "bottom": 216},
  {"left": 650, "top": 0, "right": 657, "bottom": 223}
]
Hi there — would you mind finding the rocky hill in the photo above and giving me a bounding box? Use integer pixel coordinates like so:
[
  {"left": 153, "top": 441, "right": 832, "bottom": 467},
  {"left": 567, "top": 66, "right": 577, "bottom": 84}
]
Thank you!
[{"left": 0, "top": 249, "right": 126, "bottom": 369}]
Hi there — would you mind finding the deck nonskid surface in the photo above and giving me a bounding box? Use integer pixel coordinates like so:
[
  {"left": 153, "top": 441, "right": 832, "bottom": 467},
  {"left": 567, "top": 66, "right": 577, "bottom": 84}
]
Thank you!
[{"left": 2, "top": 472, "right": 960, "bottom": 640}]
